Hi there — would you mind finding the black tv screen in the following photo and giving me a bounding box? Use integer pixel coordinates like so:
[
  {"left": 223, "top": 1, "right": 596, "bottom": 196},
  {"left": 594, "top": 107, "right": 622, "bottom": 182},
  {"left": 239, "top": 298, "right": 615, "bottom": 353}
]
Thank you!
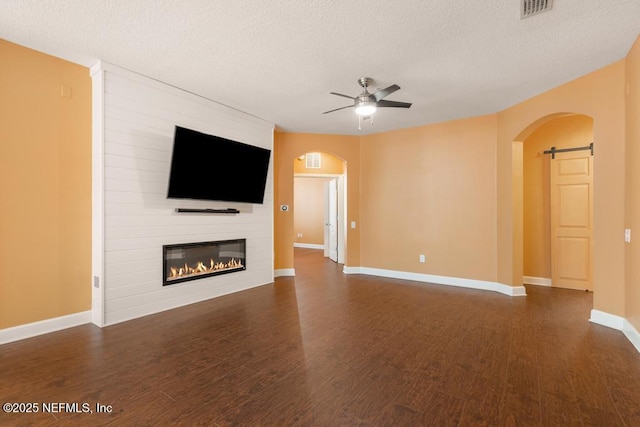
[{"left": 167, "top": 126, "right": 271, "bottom": 204}]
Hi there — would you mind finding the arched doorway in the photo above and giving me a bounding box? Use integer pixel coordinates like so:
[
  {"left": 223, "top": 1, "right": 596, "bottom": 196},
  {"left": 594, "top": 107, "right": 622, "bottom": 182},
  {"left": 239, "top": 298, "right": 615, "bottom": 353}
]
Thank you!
[
  {"left": 273, "top": 132, "right": 360, "bottom": 278},
  {"left": 293, "top": 152, "right": 347, "bottom": 264},
  {"left": 513, "top": 113, "right": 594, "bottom": 295}
]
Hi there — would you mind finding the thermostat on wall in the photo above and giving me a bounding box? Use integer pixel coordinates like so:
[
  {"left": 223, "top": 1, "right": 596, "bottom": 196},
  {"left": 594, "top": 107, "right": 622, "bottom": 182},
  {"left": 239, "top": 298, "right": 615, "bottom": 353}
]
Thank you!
[{"left": 280, "top": 205, "right": 289, "bottom": 212}]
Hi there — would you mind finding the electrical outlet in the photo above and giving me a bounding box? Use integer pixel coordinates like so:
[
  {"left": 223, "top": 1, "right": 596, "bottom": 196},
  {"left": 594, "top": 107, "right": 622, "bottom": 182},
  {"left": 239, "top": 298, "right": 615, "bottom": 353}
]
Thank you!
[
  {"left": 419, "top": 254, "right": 425, "bottom": 263},
  {"left": 625, "top": 228, "right": 631, "bottom": 243},
  {"left": 297, "top": 233, "right": 302, "bottom": 238}
]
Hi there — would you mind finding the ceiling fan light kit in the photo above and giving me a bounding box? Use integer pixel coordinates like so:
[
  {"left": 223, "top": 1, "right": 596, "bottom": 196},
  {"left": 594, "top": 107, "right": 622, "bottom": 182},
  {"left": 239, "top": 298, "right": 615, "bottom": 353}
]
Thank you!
[
  {"left": 323, "top": 77, "right": 412, "bottom": 128},
  {"left": 354, "top": 101, "right": 377, "bottom": 116}
]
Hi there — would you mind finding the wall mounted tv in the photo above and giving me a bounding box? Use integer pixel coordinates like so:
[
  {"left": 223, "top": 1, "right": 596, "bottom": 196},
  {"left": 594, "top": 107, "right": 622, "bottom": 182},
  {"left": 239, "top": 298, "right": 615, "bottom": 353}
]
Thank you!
[{"left": 167, "top": 126, "right": 271, "bottom": 204}]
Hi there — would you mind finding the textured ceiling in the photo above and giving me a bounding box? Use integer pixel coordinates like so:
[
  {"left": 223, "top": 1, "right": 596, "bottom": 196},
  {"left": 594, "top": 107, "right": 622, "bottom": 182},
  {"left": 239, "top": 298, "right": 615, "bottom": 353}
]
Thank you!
[{"left": 1, "top": 1, "right": 640, "bottom": 135}]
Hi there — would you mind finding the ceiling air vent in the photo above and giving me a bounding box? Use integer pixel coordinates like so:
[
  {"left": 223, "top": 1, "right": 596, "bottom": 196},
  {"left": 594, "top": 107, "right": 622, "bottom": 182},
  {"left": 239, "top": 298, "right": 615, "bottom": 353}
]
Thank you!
[{"left": 521, "top": 0, "right": 553, "bottom": 19}]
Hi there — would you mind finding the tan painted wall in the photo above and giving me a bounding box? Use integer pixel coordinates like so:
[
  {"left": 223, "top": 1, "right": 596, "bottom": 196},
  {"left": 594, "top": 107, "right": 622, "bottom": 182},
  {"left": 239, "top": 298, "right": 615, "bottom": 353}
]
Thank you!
[
  {"left": 497, "top": 61, "right": 626, "bottom": 316},
  {"left": 359, "top": 115, "right": 498, "bottom": 281},
  {"left": 3, "top": 36, "right": 636, "bottom": 332},
  {"left": 273, "top": 132, "right": 360, "bottom": 270},
  {"left": 294, "top": 177, "right": 331, "bottom": 245},
  {"left": 523, "top": 115, "right": 593, "bottom": 279},
  {"left": 0, "top": 40, "right": 91, "bottom": 329},
  {"left": 626, "top": 36, "right": 640, "bottom": 330},
  {"left": 293, "top": 152, "right": 344, "bottom": 174}
]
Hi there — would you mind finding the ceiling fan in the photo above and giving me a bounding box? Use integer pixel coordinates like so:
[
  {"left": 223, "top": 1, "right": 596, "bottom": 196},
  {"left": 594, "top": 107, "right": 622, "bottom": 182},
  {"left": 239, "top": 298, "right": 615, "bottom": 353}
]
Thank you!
[{"left": 322, "top": 77, "right": 412, "bottom": 117}]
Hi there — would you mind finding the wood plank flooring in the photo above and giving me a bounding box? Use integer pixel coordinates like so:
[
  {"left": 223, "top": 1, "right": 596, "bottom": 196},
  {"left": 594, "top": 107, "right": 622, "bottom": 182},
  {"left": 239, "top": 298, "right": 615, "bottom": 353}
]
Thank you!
[{"left": 2, "top": 247, "right": 640, "bottom": 426}]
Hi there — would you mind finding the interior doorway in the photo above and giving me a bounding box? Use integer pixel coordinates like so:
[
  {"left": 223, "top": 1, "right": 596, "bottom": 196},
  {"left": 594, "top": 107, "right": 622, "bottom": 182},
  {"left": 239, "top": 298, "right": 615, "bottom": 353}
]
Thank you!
[
  {"left": 521, "top": 114, "right": 594, "bottom": 291},
  {"left": 293, "top": 152, "right": 346, "bottom": 264},
  {"left": 325, "top": 178, "right": 338, "bottom": 262}
]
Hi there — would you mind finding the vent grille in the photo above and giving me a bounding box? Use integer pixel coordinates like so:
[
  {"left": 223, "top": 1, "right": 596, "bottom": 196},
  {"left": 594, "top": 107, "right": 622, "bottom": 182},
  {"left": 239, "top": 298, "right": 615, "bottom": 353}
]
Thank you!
[
  {"left": 305, "top": 152, "right": 321, "bottom": 169},
  {"left": 521, "top": 0, "right": 553, "bottom": 18}
]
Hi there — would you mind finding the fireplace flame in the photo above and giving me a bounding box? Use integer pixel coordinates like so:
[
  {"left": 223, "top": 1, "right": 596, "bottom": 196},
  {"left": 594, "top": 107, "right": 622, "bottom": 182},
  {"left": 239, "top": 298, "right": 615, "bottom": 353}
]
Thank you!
[{"left": 167, "top": 257, "right": 244, "bottom": 281}]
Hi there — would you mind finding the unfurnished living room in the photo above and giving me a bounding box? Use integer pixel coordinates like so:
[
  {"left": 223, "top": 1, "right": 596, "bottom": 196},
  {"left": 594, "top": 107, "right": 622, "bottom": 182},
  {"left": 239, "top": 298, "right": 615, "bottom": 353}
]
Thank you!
[{"left": 2, "top": 1, "right": 640, "bottom": 425}]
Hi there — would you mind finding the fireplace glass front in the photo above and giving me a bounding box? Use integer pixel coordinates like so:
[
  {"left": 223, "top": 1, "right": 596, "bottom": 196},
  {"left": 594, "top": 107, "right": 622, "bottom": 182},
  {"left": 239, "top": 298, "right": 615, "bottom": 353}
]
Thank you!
[{"left": 163, "top": 239, "right": 246, "bottom": 285}]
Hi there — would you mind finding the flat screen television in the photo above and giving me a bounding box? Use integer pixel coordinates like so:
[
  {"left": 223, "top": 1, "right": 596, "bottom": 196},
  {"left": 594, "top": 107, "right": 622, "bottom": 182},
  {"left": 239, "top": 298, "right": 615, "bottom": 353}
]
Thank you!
[{"left": 167, "top": 126, "right": 271, "bottom": 204}]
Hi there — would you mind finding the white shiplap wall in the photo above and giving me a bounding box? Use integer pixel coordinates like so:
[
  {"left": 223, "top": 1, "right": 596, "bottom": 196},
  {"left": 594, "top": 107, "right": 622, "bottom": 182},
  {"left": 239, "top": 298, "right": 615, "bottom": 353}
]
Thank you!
[{"left": 91, "top": 62, "right": 274, "bottom": 326}]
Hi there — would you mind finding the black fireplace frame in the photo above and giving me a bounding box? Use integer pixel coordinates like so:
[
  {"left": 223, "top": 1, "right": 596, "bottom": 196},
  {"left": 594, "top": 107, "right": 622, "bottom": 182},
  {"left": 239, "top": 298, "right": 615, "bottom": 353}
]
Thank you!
[{"left": 162, "top": 238, "right": 246, "bottom": 286}]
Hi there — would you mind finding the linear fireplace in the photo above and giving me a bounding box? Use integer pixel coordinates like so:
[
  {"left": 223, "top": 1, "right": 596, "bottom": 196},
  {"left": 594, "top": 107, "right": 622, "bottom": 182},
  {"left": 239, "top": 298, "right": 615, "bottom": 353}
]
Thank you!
[{"left": 163, "top": 239, "right": 246, "bottom": 286}]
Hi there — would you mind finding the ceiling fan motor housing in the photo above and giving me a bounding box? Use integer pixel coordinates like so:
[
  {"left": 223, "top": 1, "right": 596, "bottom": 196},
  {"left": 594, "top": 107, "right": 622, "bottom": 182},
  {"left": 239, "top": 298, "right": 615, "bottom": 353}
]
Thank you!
[
  {"left": 356, "top": 78, "right": 376, "bottom": 112},
  {"left": 356, "top": 93, "right": 375, "bottom": 105},
  {"left": 358, "top": 77, "right": 373, "bottom": 89}
]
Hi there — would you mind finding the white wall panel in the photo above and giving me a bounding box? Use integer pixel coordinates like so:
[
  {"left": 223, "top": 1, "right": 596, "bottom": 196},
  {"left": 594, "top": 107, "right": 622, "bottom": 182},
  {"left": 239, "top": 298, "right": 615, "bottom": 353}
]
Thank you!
[
  {"left": 91, "top": 61, "right": 274, "bottom": 326},
  {"left": 104, "top": 168, "right": 168, "bottom": 186},
  {"left": 105, "top": 249, "right": 157, "bottom": 264}
]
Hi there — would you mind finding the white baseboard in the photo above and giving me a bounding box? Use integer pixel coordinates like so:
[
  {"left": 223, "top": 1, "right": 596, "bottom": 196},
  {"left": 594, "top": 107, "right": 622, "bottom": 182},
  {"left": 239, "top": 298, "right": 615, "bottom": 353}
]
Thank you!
[
  {"left": 343, "top": 266, "right": 362, "bottom": 274},
  {"left": 274, "top": 268, "right": 295, "bottom": 277},
  {"left": 293, "top": 243, "right": 324, "bottom": 250},
  {"left": 589, "top": 310, "right": 640, "bottom": 355},
  {"left": 344, "top": 266, "right": 526, "bottom": 297},
  {"left": 589, "top": 309, "right": 625, "bottom": 330},
  {"left": 524, "top": 276, "right": 552, "bottom": 287},
  {"left": 0, "top": 311, "right": 91, "bottom": 345},
  {"left": 623, "top": 320, "right": 640, "bottom": 354},
  {"left": 497, "top": 283, "right": 528, "bottom": 297}
]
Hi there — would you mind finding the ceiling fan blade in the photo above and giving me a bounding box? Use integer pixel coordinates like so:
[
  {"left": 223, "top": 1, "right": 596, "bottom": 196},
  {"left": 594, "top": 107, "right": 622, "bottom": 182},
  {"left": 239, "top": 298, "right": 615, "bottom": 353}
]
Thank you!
[
  {"left": 322, "top": 105, "right": 354, "bottom": 114},
  {"left": 372, "top": 84, "right": 400, "bottom": 102},
  {"left": 376, "top": 100, "right": 412, "bottom": 108},
  {"left": 330, "top": 92, "right": 356, "bottom": 100}
]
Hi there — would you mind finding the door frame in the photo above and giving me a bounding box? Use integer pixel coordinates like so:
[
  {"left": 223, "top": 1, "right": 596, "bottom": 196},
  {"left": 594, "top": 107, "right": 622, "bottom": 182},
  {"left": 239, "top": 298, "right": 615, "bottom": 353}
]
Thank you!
[
  {"left": 325, "top": 177, "right": 338, "bottom": 262},
  {"left": 294, "top": 172, "right": 346, "bottom": 264}
]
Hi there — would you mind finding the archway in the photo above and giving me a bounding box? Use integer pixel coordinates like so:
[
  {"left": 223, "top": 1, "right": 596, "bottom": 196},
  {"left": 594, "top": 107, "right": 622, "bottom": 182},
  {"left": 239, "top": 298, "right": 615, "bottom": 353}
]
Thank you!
[
  {"left": 495, "top": 61, "right": 625, "bottom": 324},
  {"left": 272, "top": 131, "right": 360, "bottom": 278},
  {"left": 512, "top": 113, "right": 594, "bottom": 297},
  {"left": 293, "top": 152, "right": 347, "bottom": 264}
]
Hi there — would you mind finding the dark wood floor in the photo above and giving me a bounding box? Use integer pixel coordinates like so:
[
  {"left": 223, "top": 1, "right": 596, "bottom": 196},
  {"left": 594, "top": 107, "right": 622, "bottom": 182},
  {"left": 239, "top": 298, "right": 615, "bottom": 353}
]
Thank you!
[{"left": 2, "top": 248, "right": 640, "bottom": 426}]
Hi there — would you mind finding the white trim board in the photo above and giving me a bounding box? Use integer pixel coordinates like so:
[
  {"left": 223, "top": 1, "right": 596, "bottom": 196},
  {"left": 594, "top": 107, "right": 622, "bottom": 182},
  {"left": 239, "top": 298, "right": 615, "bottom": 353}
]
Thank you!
[
  {"left": 524, "top": 276, "right": 552, "bottom": 287},
  {"left": 589, "top": 309, "right": 625, "bottom": 330},
  {"left": 343, "top": 266, "right": 361, "bottom": 275},
  {"left": 344, "top": 266, "right": 527, "bottom": 297},
  {"left": 590, "top": 310, "right": 640, "bottom": 355},
  {"left": 274, "top": 269, "right": 295, "bottom": 277},
  {"left": 623, "top": 320, "right": 640, "bottom": 354},
  {"left": 294, "top": 243, "right": 324, "bottom": 250},
  {"left": 0, "top": 311, "right": 91, "bottom": 345}
]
